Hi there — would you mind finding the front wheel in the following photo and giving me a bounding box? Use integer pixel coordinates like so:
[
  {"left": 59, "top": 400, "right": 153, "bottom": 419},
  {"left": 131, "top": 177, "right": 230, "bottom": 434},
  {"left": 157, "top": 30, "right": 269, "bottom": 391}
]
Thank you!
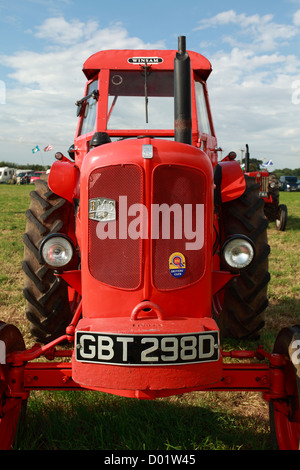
[
  {"left": 275, "top": 204, "right": 288, "bottom": 231},
  {"left": 23, "top": 179, "right": 74, "bottom": 343},
  {"left": 269, "top": 325, "right": 300, "bottom": 450},
  {"left": 217, "top": 175, "right": 270, "bottom": 339}
]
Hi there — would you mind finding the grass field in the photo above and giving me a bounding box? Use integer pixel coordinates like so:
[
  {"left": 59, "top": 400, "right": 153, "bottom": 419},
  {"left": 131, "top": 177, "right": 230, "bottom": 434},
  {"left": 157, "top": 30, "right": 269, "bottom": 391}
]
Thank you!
[{"left": 0, "top": 184, "right": 299, "bottom": 450}]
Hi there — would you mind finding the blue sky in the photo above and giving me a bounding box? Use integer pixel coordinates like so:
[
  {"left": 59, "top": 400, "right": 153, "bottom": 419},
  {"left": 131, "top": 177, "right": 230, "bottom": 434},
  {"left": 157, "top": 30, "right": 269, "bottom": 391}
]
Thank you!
[{"left": 1, "top": 0, "right": 300, "bottom": 169}]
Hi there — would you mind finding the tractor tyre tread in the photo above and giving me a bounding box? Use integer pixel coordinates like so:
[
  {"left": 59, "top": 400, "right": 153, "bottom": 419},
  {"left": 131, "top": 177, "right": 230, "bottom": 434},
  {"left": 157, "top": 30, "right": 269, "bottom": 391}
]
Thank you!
[
  {"left": 23, "top": 179, "right": 74, "bottom": 343},
  {"left": 217, "top": 175, "right": 270, "bottom": 339}
]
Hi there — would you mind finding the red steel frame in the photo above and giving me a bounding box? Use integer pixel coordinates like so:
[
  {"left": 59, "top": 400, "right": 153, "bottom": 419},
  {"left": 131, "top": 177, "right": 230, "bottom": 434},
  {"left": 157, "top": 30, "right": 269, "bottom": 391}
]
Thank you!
[
  {"left": 6, "top": 341, "right": 287, "bottom": 403},
  {"left": 5, "top": 294, "right": 287, "bottom": 403}
]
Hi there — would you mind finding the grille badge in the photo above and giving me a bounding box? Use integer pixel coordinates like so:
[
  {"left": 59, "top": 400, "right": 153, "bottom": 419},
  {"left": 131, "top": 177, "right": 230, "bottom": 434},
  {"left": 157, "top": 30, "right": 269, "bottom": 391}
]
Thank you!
[
  {"left": 142, "top": 144, "right": 153, "bottom": 159},
  {"left": 89, "top": 197, "right": 116, "bottom": 222}
]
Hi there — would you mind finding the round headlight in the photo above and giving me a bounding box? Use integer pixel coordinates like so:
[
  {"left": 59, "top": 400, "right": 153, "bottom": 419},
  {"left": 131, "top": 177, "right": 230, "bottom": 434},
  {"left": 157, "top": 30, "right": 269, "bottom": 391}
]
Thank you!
[
  {"left": 41, "top": 235, "right": 74, "bottom": 268},
  {"left": 222, "top": 236, "right": 254, "bottom": 270}
]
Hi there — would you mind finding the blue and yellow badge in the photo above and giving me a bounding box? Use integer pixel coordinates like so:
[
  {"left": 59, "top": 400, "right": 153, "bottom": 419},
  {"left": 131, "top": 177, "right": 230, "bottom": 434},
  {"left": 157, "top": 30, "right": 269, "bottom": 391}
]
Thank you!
[{"left": 169, "top": 252, "right": 186, "bottom": 278}]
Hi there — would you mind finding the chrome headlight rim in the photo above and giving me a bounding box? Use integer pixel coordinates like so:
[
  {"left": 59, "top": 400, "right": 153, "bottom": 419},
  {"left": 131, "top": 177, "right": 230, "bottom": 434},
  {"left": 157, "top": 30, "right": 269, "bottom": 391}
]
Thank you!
[
  {"left": 40, "top": 233, "right": 75, "bottom": 268},
  {"left": 221, "top": 235, "right": 255, "bottom": 271}
]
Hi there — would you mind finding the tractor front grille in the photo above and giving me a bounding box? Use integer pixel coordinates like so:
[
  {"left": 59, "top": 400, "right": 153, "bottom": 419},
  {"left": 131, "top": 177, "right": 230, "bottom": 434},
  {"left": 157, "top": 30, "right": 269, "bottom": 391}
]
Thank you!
[
  {"left": 259, "top": 176, "right": 269, "bottom": 198},
  {"left": 152, "top": 165, "right": 206, "bottom": 290},
  {"left": 88, "top": 163, "right": 206, "bottom": 291},
  {"left": 88, "top": 164, "right": 143, "bottom": 289}
]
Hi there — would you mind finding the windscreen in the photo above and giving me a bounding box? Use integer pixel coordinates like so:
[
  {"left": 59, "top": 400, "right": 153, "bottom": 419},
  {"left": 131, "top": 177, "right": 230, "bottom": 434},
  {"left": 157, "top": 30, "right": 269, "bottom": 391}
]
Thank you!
[
  {"left": 107, "top": 70, "right": 174, "bottom": 130},
  {"left": 285, "top": 176, "right": 297, "bottom": 182}
]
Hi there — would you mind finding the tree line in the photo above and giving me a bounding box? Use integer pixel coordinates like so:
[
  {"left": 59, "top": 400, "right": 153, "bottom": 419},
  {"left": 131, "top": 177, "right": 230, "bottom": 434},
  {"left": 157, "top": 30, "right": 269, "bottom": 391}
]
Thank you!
[
  {"left": 0, "top": 161, "right": 49, "bottom": 171},
  {"left": 1, "top": 159, "right": 299, "bottom": 179}
]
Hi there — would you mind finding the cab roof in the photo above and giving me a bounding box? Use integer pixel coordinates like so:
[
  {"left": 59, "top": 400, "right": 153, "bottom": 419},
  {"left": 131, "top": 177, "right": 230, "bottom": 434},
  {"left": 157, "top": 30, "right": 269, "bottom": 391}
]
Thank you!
[{"left": 83, "top": 49, "right": 212, "bottom": 81}]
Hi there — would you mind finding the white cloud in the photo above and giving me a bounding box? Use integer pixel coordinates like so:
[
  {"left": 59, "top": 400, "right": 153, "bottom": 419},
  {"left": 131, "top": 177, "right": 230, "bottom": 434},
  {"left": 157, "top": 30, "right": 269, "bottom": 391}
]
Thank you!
[
  {"left": 293, "top": 8, "right": 300, "bottom": 25},
  {"left": 33, "top": 16, "right": 89, "bottom": 45},
  {"left": 193, "top": 10, "right": 300, "bottom": 168},
  {"left": 195, "top": 10, "right": 273, "bottom": 30},
  {"left": 0, "top": 18, "right": 165, "bottom": 165},
  {"left": 195, "top": 9, "right": 298, "bottom": 52}
]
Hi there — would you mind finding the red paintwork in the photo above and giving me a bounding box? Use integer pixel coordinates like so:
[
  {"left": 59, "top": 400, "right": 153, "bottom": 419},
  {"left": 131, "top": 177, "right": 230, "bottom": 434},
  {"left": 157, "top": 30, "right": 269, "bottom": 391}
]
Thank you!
[
  {"left": 245, "top": 169, "right": 273, "bottom": 202},
  {"left": 83, "top": 49, "right": 213, "bottom": 80},
  {"left": 32, "top": 47, "right": 248, "bottom": 399},
  {"left": 48, "top": 160, "right": 79, "bottom": 203},
  {"left": 246, "top": 170, "right": 269, "bottom": 178},
  {"left": 30, "top": 172, "right": 46, "bottom": 183},
  {"left": 10, "top": 48, "right": 271, "bottom": 394},
  {"left": 218, "top": 161, "right": 246, "bottom": 202}
]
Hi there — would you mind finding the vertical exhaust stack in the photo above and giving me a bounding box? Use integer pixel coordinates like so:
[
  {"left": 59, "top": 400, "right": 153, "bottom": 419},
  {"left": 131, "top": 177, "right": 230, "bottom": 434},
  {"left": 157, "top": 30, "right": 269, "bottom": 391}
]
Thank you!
[
  {"left": 174, "top": 36, "right": 192, "bottom": 144},
  {"left": 245, "top": 144, "right": 250, "bottom": 172}
]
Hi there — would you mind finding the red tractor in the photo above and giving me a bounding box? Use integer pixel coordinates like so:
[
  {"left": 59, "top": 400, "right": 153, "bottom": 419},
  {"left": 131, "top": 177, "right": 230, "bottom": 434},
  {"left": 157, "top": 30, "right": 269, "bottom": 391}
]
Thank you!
[
  {"left": 243, "top": 144, "right": 288, "bottom": 231},
  {"left": 1, "top": 37, "right": 299, "bottom": 450}
]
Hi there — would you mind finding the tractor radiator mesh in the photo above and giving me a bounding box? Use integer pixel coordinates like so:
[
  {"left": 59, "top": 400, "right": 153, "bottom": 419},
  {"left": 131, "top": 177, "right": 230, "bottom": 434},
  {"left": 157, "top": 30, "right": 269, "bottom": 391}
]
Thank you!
[
  {"left": 261, "top": 176, "right": 269, "bottom": 194},
  {"left": 88, "top": 164, "right": 143, "bottom": 289},
  {"left": 152, "top": 165, "right": 206, "bottom": 290}
]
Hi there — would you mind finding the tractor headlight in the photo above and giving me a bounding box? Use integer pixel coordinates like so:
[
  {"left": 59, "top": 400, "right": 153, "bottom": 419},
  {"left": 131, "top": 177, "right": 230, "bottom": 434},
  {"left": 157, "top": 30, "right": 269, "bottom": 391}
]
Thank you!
[
  {"left": 40, "top": 234, "right": 74, "bottom": 268},
  {"left": 221, "top": 236, "right": 254, "bottom": 270}
]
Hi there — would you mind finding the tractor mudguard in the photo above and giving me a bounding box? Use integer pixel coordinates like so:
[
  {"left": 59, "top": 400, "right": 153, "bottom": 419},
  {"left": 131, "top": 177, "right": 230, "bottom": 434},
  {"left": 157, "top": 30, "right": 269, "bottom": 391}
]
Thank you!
[
  {"left": 214, "top": 161, "right": 246, "bottom": 204},
  {"left": 48, "top": 160, "right": 79, "bottom": 203}
]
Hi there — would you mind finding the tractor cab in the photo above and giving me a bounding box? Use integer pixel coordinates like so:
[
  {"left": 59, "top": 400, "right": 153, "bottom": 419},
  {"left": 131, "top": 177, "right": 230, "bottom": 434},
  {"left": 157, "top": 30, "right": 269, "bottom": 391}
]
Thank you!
[{"left": 73, "top": 45, "right": 218, "bottom": 166}]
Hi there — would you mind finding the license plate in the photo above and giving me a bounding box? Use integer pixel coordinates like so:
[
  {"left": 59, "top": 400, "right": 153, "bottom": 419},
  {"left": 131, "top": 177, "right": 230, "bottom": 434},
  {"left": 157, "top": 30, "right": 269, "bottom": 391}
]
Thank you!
[{"left": 75, "top": 331, "right": 219, "bottom": 366}]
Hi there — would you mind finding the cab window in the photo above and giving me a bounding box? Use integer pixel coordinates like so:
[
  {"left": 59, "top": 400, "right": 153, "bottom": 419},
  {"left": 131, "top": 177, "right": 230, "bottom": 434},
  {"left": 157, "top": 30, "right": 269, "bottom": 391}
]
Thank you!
[
  {"left": 79, "top": 79, "right": 98, "bottom": 135},
  {"left": 107, "top": 70, "right": 174, "bottom": 130},
  {"left": 194, "top": 80, "right": 211, "bottom": 135}
]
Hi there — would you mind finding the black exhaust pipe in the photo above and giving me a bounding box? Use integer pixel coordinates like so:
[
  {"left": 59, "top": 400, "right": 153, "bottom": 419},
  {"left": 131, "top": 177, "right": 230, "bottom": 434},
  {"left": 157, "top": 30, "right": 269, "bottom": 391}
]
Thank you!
[
  {"left": 174, "top": 36, "right": 192, "bottom": 144},
  {"left": 245, "top": 144, "right": 250, "bottom": 172}
]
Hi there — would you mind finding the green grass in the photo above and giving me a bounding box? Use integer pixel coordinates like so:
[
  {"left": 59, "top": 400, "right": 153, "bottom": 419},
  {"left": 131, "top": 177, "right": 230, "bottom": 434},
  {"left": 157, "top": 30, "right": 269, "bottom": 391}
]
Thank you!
[
  {"left": 1, "top": 184, "right": 300, "bottom": 450},
  {"left": 13, "top": 390, "right": 269, "bottom": 450}
]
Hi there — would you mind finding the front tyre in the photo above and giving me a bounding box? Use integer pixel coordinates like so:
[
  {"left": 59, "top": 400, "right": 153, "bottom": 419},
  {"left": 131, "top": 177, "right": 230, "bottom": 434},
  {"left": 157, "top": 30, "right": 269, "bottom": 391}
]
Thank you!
[
  {"left": 217, "top": 175, "right": 270, "bottom": 339},
  {"left": 22, "top": 179, "right": 74, "bottom": 344}
]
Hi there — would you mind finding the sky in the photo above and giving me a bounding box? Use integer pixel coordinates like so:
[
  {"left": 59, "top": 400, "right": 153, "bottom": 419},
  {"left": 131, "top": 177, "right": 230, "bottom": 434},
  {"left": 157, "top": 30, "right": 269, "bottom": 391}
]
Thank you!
[{"left": 1, "top": 0, "right": 300, "bottom": 169}]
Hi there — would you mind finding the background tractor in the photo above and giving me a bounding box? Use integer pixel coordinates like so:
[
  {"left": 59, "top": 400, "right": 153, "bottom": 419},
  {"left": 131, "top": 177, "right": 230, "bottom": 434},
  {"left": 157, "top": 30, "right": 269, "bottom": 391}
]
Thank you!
[
  {"left": 0, "top": 37, "right": 299, "bottom": 450},
  {"left": 243, "top": 144, "right": 288, "bottom": 231}
]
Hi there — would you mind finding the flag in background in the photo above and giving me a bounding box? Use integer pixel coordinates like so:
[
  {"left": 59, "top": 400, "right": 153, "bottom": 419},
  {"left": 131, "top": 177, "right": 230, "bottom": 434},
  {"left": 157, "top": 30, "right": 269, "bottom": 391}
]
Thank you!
[
  {"left": 44, "top": 145, "right": 53, "bottom": 152},
  {"left": 261, "top": 160, "right": 274, "bottom": 167},
  {"left": 32, "top": 145, "right": 40, "bottom": 153}
]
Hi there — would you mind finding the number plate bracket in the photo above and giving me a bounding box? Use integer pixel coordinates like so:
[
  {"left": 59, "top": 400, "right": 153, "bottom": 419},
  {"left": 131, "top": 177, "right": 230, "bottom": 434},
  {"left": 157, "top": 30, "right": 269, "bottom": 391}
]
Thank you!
[{"left": 75, "top": 331, "right": 219, "bottom": 366}]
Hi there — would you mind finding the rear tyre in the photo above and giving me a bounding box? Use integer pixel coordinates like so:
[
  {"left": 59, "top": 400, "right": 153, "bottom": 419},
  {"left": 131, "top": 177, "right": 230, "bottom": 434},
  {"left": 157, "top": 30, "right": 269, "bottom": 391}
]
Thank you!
[
  {"left": 269, "top": 326, "right": 300, "bottom": 450},
  {"left": 217, "top": 175, "right": 270, "bottom": 339},
  {"left": 23, "top": 179, "right": 74, "bottom": 343}
]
